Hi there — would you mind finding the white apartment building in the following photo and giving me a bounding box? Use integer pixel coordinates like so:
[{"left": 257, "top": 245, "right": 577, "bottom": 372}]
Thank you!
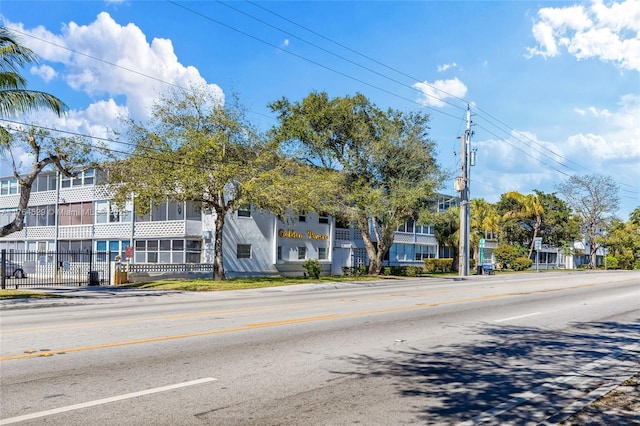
[{"left": 0, "top": 170, "right": 455, "bottom": 277}]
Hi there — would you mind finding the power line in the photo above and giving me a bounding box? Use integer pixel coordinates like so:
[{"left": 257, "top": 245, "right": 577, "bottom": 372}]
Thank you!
[
  {"left": 216, "top": 0, "right": 466, "bottom": 112},
  {"left": 8, "top": 7, "right": 638, "bottom": 199},
  {"left": 216, "top": 1, "right": 638, "bottom": 197},
  {"left": 245, "top": 0, "right": 472, "bottom": 108},
  {"left": 166, "top": 0, "right": 464, "bottom": 122}
]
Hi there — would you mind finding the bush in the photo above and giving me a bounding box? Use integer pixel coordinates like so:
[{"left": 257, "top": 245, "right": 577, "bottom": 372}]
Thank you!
[
  {"left": 406, "top": 266, "right": 423, "bottom": 277},
  {"left": 511, "top": 257, "right": 533, "bottom": 271},
  {"left": 303, "top": 259, "right": 321, "bottom": 279},
  {"left": 469, "top": 258, "right": 476, "bottom": 269},
  {"left": 604, "top": 255, "right": 619, "bottom": 270},
  {"left": 494, "top": 245, "right": 520, "bottom": 269},
  {"left": 342, "top": 265, "right": 368, "bottom": 276},
  {"left": 423, "top": 258, "right": 454, "bottom": 273}
]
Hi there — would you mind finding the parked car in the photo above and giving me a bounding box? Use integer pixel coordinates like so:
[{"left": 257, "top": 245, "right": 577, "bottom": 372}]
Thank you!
[{"left": 2, "top": 260, "right": 26, "bottom": 278}]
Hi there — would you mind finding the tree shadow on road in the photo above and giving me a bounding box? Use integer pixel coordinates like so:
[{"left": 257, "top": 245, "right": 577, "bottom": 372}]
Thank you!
[{"left": 335, "top": 320, "right": 640, "bottom": 424}]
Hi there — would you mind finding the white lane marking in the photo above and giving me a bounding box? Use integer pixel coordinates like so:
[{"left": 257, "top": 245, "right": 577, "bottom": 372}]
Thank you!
[
  {"left": 0, "top": 377, "right": 217, "bottom": 425},
  {"left": 494, "top": 312, "right": 542, "bottom": 323}
]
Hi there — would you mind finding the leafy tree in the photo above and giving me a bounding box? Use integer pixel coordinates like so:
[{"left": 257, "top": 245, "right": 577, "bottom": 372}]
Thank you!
[
  {"left": 433, "top": 206, "right": 460, "bottom": 271},
  {"left": 629, "top": 207, "right": 640, "bottom": 227},
  {"left": 493, "top": 244, "right": 526, "bottom": 270},
  {"left": 599, "top": 218, "right": 640, "bottom": 270},
  {"left": 533, "top": 190, "right": 581, "bottom": 247},
  {"left": 470, "top": 198, "right": 499, "bottom": 262},
  {"left": 269, "top": 92, "right": 446, "bottom": 275},
  {"left": 0, "top": 27, "right": 65, "bottom": 123},
  {"left": 497, "top": 190, "right": 581, "bottom": 260},
  {"left": 107, "top": 85, "right": 328, "bottom": 280},
  {"left": 556, "top": 174, "right": 620, "bottom": 269},
  {"left": 0, "top": 27, "right": 73, "bottom": 237},
  {"left": 500, "top": 191, "right": 544, "bottom": 258}
]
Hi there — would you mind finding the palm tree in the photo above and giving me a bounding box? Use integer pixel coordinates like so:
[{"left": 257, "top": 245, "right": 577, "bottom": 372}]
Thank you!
[
  {"left": 0, "top": 26, "right": 66, "bottom": 121},
  {"left": 470, "top": 198, "right": 500, "bottom": 262},
  {"left": 434, "top": 206, "right": 460, "bottom": 271},
  {"left": 502, "top": 191, "right": 544, "bottom": 258},
  {"left": 0, "top": 27, "right": 68, "bottom": 238}
]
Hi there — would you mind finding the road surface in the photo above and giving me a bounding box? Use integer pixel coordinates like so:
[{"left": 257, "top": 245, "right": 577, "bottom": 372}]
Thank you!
[{"left": 1, "top": 271, "right": 639, "bottom": 425}]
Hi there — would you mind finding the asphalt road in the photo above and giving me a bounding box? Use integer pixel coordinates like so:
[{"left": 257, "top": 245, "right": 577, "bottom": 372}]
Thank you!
[{"left": 1, "top": 271, "right": 639, "bottom": 425}]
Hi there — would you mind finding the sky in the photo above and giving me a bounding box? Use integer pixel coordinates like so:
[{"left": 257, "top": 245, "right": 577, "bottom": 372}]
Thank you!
[{"left": 1, "top": 0, "right": 639, "bottom": 219}]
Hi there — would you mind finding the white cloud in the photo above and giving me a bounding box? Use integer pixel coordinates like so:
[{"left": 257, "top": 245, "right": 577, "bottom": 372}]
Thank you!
[
  {"left": 437, "top": 62, "right": 457, "bottom": 72},
  {"left": 527, "top": 0, "right": 640, "bottom": 71},
  {"left": 30, "top": 64, "right": 57, "bottom": 82},
  {"left": 471, "top": 94, "right": 640, "bottom": 204},
  {"left": 6, "top": 12, "right": 224, "bottom": 122},
  {"left": 413, "top": 77, "right": 467, "bottom": 107}
]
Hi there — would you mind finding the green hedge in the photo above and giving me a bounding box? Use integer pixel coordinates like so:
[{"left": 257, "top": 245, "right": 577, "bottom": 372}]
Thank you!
[
  {"left": 423, "top": 258, "right": 454, "bottom": 273},
  {"left": 382, "top": 266, "right": 424, "bottom": 276},
  {"left": 511, "top": 257, "right": 533, "bottom": 271}
]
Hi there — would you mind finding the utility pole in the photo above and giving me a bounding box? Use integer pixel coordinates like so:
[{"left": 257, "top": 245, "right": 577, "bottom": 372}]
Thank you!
[{"left": 458, "top": 105, "right": 472, "bottom": 277}]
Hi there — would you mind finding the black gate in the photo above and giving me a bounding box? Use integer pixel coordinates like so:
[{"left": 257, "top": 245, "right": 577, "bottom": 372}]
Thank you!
[{"left": 1, "top": 249, "right": 111, "bottom": 289}]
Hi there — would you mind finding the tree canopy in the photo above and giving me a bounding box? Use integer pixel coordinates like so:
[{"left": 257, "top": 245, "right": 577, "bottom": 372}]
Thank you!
[
  {"left": 269, "top": 91, "right": 446, "bottom": 275},
  {"left": 0, "top": 27, "right": 66, "bottom": 120},
  {"left": 0, "top": 27, "right": 89, "bottom": 237},
  {"left": 556, "top": 174, "right": 620, "bottom": 269},
  {"left": 107, "top": 85, "right": 331, "bottom": 280}
]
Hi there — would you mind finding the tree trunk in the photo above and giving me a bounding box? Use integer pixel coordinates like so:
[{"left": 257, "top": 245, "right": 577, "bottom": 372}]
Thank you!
[
  {"left": 355, "top": 216, "right": 382, "bottom": 275},
  {"left": 212, "top": 208, "right": 226, "bottom": 281},
  {"left": 0, "top": 182, "right": 31, "bottom": 237},
  {"left": 589, "top": 241, "right": 598, "bottom": 269},
  {"left": 528, "top": 218, "right": 541, "bottom": 259}
]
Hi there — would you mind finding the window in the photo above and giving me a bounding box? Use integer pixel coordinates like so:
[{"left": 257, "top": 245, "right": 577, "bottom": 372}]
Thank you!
[
  {"left": 318, "top": 247, "right": 327, "bottom": 260},
  {"left": 397, "top": 219, "right": 415, "bottom": 233},
  {"left": 24, "top": 205, "right": 56, "bottom": 227},
  {"left": 34, "top": 173, "right": 57, "bottom": 192},
  {"left": 237, "top": 244, "right": 251, "bottom": 259},
  {"left": 298, "top": 214, "right": 306, "bottom": 223},
  {"left": 152, "top": 202, "right": 167, "bottom": 221},
  {"left": 319, "top": 215, "right": 329, "bottom": 224},
  {"left": 167, "top": 201, "right": 184, "bottom": 221},
  {"left": 60, "top": 170, "right": 95, "bottom": 189},
  {"left": 416, "top": 224, "right": 435, "bottom": 235},
  {"left": 277, "top": 246, "right": 282, "bottom": 261},
  {"left": 390, "top": 244, "right": 415, "bottom": 261},
  {"left": 0, "top": 178, "right": 20, "bottom": 195},
  {"left": 415, "top": 245, "right": 436, "bottom": 260},
  {"left": 134, "top": 239, "right": 202, "bottom": 263},
  {"left": 59, "top": 202, "right": 92, "bottom": 226},
  {"left": 298, "top": 246, "right": 307, "bottom": 260},
  {"left": 95, "top": 201, "right": 109, "bottom": 224},
  {"left": 237, "top": 205, "right": 251, "bottom": 217},
  {"left": 186, "top": 202, "right": 201, "bottom": 221}
]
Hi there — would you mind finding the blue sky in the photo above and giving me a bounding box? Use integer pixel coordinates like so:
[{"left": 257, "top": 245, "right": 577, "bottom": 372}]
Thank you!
[{"left": 1, "top": 0, "right": 639, "bottom": 219}]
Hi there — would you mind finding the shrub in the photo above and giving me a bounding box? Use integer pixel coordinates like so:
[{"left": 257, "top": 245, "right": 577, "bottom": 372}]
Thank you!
[
  {"left": 494, "top": 245, "right": 520, "bottom": 269},
  {"left": 406, "top": 266, "right": 423, "bottom": 277},
  {"left": 604, "top": 255, "right": 619, "bottom": 270},
  {"left": 469, "top": 258, "right": 476, "bottom": 269},
  {"left": 438, "top": 258, "right": 454, "bottom": 272},
  {"left": 423, "top": 258, "right": 454, "bottom": 273},
  {"left": 423, "top": 259, "right": 436, "bottom": 273},
  {"left": 511, "top": 257, "right": 533, "bottom": 271},
  {"left": 303, "top": 259, "right": 321, "bottom": 279}
]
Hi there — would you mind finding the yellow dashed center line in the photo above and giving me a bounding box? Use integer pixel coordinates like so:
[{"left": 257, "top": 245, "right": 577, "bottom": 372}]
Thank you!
[{"left": 1, "top": 278, "right": 633, "bottom": 362}]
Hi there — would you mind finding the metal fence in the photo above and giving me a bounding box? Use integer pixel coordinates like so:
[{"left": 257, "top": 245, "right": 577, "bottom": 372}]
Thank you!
[{"left": 1, "top": 249, "right": 111, "bottom": 289}]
